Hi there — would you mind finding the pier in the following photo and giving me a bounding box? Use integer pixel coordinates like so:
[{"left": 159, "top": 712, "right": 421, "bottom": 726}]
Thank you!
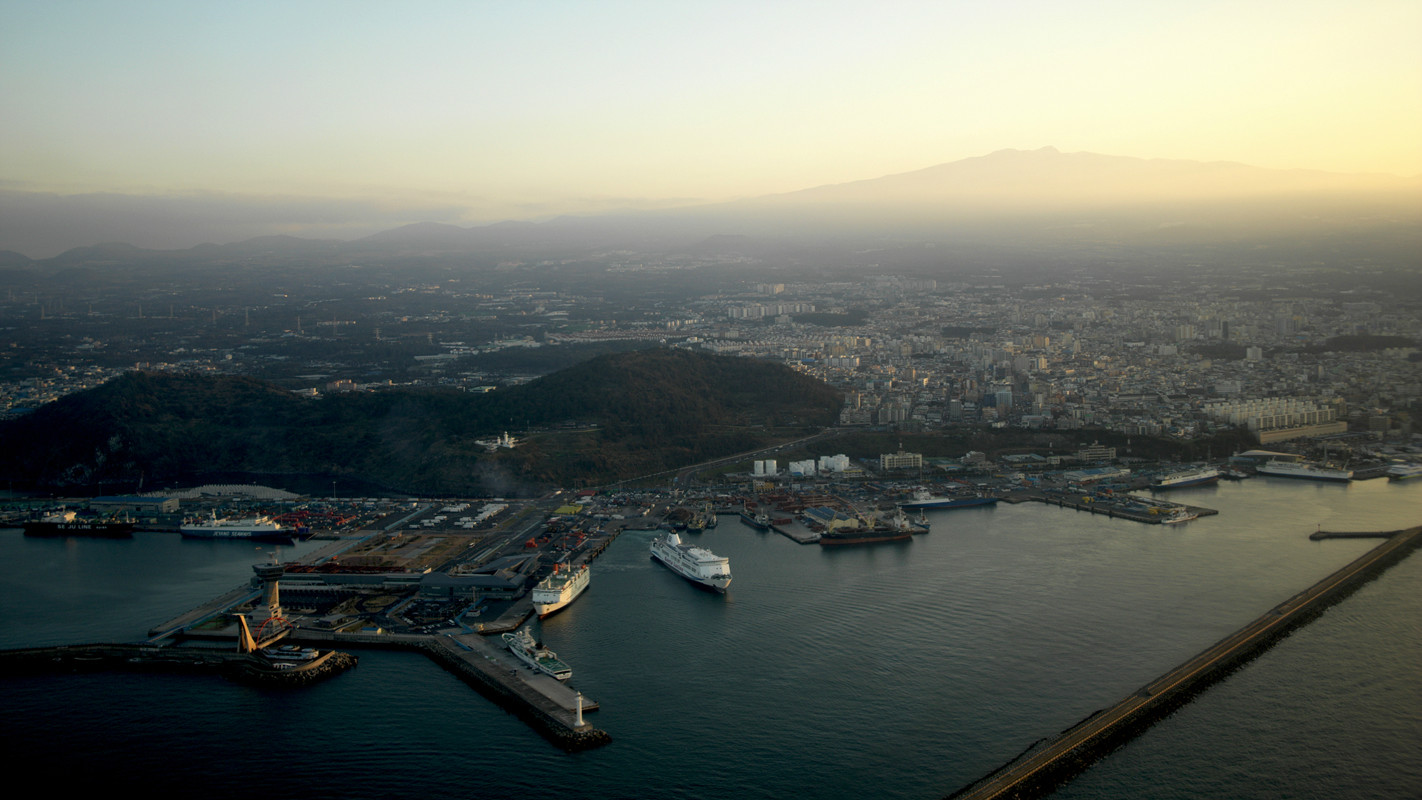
[
  {"left": 1027, "top": 492, "right": 1218, "bottom": 524},
  {"left": 947, "top": 523, "right": 1422, "bottom": 800}
]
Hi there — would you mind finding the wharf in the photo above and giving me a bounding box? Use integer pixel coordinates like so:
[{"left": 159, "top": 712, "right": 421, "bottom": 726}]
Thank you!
[
  {"left": 1027, "top": 493, "right": 1217, "bottom": 525},
  {"left": 290, "top": 629, "right": 607, "bottom": 750},
  {"left": 947, "top": 524, "right": 1422, "bottom": 800},
  {"left": 148, "top": 584, "right": 257, "bottom": 639},
  {"left": 769, "top": 519, "right": 821, "bottom": 544},
  {"left": 0, "top": 642, "right": 356, "bottom": 685}
]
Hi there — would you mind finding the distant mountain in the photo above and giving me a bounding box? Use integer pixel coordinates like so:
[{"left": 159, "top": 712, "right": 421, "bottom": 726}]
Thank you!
[
  {"left": 11, "top": 147, "right": 1419, "bottom": 264},
  {"left": 748, "top": 147, "right": 1419, "bottom": 208},
  {"left": 0, "top": 348, "right": 842, "bottom": 495}
]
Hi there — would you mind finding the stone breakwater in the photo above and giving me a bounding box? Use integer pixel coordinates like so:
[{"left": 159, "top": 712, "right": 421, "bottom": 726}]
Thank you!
[
  {"left": 0, "top": 642, "right": 357, "bottom": 686},
  {"left": 419, "top": 637, "right": 612, "bottom": 752}
]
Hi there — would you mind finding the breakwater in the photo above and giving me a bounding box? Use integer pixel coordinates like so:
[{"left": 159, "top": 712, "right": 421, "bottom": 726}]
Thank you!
[
  {"left": 0, "top": 642, "right": 356, "bottom": 686},
  {"left": 947, "top": 523, "right": 1422, "bottom": 800},
  {"left": 293, "top": 629, "right": 610, "bottom": 752}
]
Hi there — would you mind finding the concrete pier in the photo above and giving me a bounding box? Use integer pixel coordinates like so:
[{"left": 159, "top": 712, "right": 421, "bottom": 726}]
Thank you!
[{"left": 947, "top": 524, "right": 1422, "bottom": 800}]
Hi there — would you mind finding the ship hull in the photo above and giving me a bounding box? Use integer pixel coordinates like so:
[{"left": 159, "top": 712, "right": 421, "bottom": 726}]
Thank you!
[
  {"left": 817, "top": 529, "right": 913, "bottom": 546},
  {"left": 898, "top": 496, "right": 997, "bottom": 510},
  {"left": 532, "top": 566, "right": 590, "bottom": 618},
  {"left": 1256, "top": 464, "right": 1352, "bottom": 483},
  {"left": 650, "top": 549, "right": 730, "bottom": 592},
  {"left": 24, "top": 521, "right": 134, "bottom": 538},
  {"left": 1151, "top": 472, "right": 1221, "bottom": 490},
  {"left": 737, "top": 512, "right": 771, "bottom": 530}
]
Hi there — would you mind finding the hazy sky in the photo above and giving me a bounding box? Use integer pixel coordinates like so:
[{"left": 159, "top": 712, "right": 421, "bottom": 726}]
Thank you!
[{"left": 3, "top": 0, "right": 1420, "bottom": 253}]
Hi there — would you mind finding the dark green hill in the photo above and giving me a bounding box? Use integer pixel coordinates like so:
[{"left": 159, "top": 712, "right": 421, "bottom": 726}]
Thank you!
[{"left": 0, "top": 349, "right": 841, "bottom": 495}]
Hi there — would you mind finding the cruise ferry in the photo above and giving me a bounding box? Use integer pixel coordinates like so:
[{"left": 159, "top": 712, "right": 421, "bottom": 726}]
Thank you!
[
  {"left": 532, "top": 562, "right": 590, "bottom": 618},
  {"left": 650, "top": 532, "right": 731, "bottom": 592},
  {"left": 1151, "top": 467, "right": 1221, "bottom": 490},
  {"left": 502, "top": 628, "right": 572, "bottom": 680},
  {"left": 1255, "top": 460, "right": 1353, "bottom": 483},
  {"left": 180, "top": 512, "right": 298, "bottom": 541}
]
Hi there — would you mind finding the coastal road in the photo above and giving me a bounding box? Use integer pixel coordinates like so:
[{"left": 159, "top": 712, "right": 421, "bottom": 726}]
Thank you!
[{"left": 597, "top": 427, "right": 843, "bottom": 490}]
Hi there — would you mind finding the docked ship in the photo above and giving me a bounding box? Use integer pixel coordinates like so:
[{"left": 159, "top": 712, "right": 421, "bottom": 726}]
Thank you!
[
  {"left": 23, "top": 509, "right": 135, "bottom": 538},
  {"left": 738, "top": 506, "right": 771, "bottom": 530},
  {"left": 650, "top": 532, "right": 732, "bottom": 592},
  {"left": 180, "top": 512, "right": 298, "bottom": 541},
  {"left": 532, "top": 562, "right": 590, "bottom": 618},
  {"left": 897, "top": 489, "right": 998, "bottom": 510},
  {"left": 1255, "top": 460, "right": 1353, "bottom": 483},
  {"left": 1151, "top": 467, "right": 1221, "bottom": 490},
  {"left": 1386, "top": 464, "right": 1422, "bottom": 481},
  {"left": 817, "top": 525, "right": 913, "bottom": 546},
  {"left": 502, "top": 628, "right": 572, "bottom": 680}
]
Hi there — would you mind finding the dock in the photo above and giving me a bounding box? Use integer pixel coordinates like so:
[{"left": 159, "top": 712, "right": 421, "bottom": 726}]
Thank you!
[
  {"left": 947, "top": 523, "right": 1422, "bottom": 800},
  {"left": 1027, "top": 492, "right": 1218, "bottom": 524},
  {"left": 769, "top": 519, "right": 821, "bottom": 544}
]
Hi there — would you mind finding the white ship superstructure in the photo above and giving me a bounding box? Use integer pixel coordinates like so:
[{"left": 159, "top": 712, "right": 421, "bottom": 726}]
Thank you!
[
  {"left": 502, "top": 628, "right": 572, "bottom": 680},
  {"left": 1151, "top": 467, "right": 1221, "bottom": 489},
  {"left": 650, "top": 532, "right": 731, "bottom": 592},
  {"left": 180, "top": 512, "right": 295, "bottom": 540},
  {"left": 532, "top": 562, "right": 590, "bottom": 618},
  {"left": 1256, "top": 460, "right": 1352, "bottom": 483}
]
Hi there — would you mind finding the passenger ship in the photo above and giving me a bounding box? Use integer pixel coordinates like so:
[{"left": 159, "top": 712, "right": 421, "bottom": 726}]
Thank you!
[{"left": 532, "top": 562, "right": 590, "bottom": 618}]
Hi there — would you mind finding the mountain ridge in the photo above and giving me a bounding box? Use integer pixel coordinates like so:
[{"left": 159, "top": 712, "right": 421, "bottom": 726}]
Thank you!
[{"left": 11, "top": 148, "right": 1420, "bottom": 262}]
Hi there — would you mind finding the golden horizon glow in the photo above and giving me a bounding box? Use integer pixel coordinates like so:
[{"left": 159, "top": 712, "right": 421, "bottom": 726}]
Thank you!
[{"left": 2, "top": 0, "right": 1420, "bottom": 240}]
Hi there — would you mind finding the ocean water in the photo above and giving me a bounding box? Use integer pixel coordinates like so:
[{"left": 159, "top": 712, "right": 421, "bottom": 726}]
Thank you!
[{"left": 1, "top": 478, "right": 1418, "bottom": 799}]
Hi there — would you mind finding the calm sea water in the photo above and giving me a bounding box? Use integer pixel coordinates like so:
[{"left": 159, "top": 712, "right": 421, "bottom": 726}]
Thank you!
[{"left": 1, "top": 478, "right": 1418, "bottom": 799}]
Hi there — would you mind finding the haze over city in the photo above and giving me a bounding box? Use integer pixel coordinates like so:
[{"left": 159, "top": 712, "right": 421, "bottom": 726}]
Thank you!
[{"left": 3, "top": 0, "right": 1420, "bottom": 256}]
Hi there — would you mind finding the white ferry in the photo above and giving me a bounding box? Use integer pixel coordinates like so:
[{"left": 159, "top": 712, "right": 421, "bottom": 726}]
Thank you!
[
  {"left": 532, "top": 562, "right": 590, "bottom": 618},
  {"left": 1256, "top": 460, "right": 1352, "bottom": 483},
  {"left": 180, "top": 512, "right": 296, "bottom": 541},
  {"left": 1151, "top": 467, "right": 1221, "bottom": 490},
  {"left": 502, "top": 628, "right": 572, "bottom": 680},
  {"left": 650, "top": 532, "right": 731, "bottom": 593}
]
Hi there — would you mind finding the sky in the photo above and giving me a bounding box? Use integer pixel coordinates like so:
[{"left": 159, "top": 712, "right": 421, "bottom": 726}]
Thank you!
[{"left": 3, "top": 0, "right": 1420, "bottom": 256}]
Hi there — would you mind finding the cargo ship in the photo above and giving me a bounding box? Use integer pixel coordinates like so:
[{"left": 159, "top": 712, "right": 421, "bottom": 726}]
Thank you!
[
  {"left": 897, "top": 489, "right": 998, "bottom": 510},
  {"left": 502, "top": 628, "right": 572, "bottom": 680},
  {"left": 817, "top": 511, "right": 918, "bottom": 546},
  {"left": 532, "top": 562, "right": 590, "bottom": 618},
  {"left": 650, "top": 532, "right": 732, "bottom": 592},
  {"left": 180, "top": 512, "right": 298, "bottom": 541},
  {"left": 23, "top": 509, "right": 135, "bottom": 538},
  {"left": 1151, "top": 467, "right": 1221, "bottom": 490},
  {"left": 1255, "top": 460, "right": 1353, "bottom": 483}
]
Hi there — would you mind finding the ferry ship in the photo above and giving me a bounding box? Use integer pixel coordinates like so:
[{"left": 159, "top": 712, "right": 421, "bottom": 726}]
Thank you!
[
  {"left": 180, "top": 512, "right": 298, "bottom": 541},
  {"left": 532, "top": 562, "right": 590, "bottom": 618},
  {"left": 897, "top": 489, "right": 998, "bottom": 510},
  {"left": 23, "top": 509, "right": 135, "bottom": 538},
  {"left": 1151, "top": 467, "right": 1221, "bottom": 490},
  {"left": 650, "top": 532, "right": 731, "bottom": 592},
  {"left": 502, "top": 628, "right": 572, "bottom": 680},
  {"left": 1386, "top": 464, "right": 1422, "bottom": 481},
  {"left": 1255, "top": 460, "right": 1353, "bottom": 483}
]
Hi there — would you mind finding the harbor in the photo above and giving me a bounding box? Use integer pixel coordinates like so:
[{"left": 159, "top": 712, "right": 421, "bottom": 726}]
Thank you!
[{"left": 2, "top": 476, "right": 1421, "bottom": 799}]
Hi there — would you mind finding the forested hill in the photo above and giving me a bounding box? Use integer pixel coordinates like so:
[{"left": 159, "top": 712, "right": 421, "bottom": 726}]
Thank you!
[{"left": 0, "top": 348, "right": 842, "bottom": 495}]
